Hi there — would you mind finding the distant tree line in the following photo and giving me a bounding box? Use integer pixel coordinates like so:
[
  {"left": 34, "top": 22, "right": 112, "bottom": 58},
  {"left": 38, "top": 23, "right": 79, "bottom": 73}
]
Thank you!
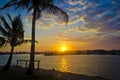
[{"left": 0, "top": 50, "right": 120, "bottom": 55}]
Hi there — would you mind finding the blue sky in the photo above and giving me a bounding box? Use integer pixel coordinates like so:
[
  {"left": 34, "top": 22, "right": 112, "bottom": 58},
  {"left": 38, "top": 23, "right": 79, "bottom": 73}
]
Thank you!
[{"left": 0, "top": 0, "right": 120, "bottom": 52}]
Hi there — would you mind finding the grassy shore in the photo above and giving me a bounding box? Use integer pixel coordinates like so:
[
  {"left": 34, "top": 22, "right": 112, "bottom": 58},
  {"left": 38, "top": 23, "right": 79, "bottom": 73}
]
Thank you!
[
  {"left": 0, "top": 66, "right": 111, "bottom": 80},
  {"left": 0, "top": 70, "right": 65, "bottom": 80}
]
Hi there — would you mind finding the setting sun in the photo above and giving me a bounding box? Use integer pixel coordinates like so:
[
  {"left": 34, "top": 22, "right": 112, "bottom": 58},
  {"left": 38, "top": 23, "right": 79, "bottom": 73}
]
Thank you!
[{"left": 61, "top": 47, "right": 67, "bottom": 52}]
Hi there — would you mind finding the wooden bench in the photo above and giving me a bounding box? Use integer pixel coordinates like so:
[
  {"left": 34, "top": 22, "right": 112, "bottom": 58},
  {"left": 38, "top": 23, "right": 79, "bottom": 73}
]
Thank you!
[{"left": 16, "top": 60, "right": 40, "bottom": 69}]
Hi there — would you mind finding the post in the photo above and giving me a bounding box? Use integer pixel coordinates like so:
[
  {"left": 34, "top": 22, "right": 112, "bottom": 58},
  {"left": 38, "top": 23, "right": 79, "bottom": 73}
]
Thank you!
[
  {"left": 20, "top": 60, "right": 21, "bottom": 66},
  {"left": 17, "top": 60, "right": 18, "bottom": 66},
  {"left": 38, "top": 61, "right": 40, "bottom": 70},
  {"left": 25, "top": 61, "right": 27, "bottom": 68}
]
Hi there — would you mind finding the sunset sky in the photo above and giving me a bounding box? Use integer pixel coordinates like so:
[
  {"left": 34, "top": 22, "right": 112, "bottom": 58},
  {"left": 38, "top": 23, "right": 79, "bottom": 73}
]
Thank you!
[{"left": 0, "top": 0, "right": 120, "bottom": 52}]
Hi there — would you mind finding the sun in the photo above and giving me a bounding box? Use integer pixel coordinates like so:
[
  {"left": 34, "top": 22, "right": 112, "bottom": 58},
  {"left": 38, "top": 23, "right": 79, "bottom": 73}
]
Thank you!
[{"left": 61, "top": 46, "right": 67, "bottom": 52}]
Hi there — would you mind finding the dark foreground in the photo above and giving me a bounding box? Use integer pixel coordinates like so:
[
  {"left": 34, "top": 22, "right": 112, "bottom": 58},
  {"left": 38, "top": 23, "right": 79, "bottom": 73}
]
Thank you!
[{"left": 0, "top": 66, "right": 111, "bottom": 80}]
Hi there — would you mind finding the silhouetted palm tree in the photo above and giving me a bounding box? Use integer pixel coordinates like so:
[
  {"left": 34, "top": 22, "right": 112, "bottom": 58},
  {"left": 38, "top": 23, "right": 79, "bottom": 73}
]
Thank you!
[
  {"left": 0, "top": 14, "right": 31, "bottom": 71},
  {"left": 0, "top": 0, "right": 68, "bottom": 74}
]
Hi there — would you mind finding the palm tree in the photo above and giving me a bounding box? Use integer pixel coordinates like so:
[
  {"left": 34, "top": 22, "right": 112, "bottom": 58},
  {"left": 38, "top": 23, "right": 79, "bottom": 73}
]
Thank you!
[
  {"left": 0, "top": 14, "right": 30, "bottom": 71},
  {"left": 0, "top": 0, "right": 68, "bottom": 74}
]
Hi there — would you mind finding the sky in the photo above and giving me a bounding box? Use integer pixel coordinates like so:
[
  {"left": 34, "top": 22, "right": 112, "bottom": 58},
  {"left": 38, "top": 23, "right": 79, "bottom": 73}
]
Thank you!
[{"left": 0, "top": 0, "right": 120, "bottom": 52}]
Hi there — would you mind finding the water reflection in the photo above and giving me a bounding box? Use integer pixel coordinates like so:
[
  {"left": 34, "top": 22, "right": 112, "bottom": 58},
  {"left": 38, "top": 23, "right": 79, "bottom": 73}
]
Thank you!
[{"left": 58, "top": 58, "right": 70, "bottom": 72}]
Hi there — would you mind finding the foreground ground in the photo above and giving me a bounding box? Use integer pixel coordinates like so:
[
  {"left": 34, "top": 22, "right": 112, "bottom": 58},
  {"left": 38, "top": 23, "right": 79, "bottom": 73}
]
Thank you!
[{"left": 0, "top": 66, "right": 111, "bottom": 80}]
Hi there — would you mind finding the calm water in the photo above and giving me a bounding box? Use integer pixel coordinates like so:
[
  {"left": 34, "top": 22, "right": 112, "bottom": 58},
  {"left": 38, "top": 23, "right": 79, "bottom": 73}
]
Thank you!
[{"left": 0, "top": 54, "right": 120, "bottom": 80}]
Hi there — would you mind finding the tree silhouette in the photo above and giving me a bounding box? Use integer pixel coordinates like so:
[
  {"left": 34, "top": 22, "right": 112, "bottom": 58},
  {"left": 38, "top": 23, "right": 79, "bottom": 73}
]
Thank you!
[
  {"left": 0, "top": 0, "right": 68, "bottom": 74},
  {"left": 0, "top": 14, "right": 31, "bottom": 71}
]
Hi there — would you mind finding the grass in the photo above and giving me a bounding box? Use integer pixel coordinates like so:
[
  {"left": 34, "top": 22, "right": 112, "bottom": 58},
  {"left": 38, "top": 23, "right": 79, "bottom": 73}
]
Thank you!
[
  {"left": 0, "top": 66, "right": 111, "bottom": 80},
  {"left": 0, "top": 70, "right": 65, "bottom": 80}
]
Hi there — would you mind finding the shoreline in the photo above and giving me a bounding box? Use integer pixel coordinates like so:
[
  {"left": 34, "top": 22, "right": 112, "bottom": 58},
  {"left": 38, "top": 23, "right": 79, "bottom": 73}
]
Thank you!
[{"left": 0, "top": 66, "right": 111, "bottom": 80}]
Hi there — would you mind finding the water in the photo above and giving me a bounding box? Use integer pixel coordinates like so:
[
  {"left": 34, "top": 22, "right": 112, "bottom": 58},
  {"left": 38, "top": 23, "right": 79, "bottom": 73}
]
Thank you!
[{"left": 0, "top": 54, "right": 120, "bottom": 80}]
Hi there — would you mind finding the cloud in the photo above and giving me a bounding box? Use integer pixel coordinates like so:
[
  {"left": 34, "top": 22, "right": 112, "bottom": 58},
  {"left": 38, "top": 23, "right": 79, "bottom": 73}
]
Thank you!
[
  {"left": 24, "top": 0, "right": 120, "bottom": 49},
  {"left": 24, "top": 11, "right": 67, "bottom": 30},
  {"left": 55, "top": 0, "right": 120, "bottom": 49}
]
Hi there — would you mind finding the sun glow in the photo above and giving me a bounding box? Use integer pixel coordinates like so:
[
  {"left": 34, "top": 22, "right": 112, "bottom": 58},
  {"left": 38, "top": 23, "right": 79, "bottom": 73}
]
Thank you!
[{"left": 61, "top": 46, "right": 67, "bottom": 52}]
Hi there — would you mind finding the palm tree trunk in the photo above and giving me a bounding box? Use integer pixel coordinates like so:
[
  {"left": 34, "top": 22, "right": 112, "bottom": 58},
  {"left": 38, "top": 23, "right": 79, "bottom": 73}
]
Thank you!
[
  {"left": 26, "top": 8, "right": 36, "bottom": 74},
  {"left": 3, "top": 46, "right": 14, "bottom": 71}
]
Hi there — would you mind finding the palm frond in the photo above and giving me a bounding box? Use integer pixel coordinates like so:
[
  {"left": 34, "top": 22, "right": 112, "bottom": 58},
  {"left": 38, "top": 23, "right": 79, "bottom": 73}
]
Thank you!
[
  {"left": 14, "top": 0, "right": 31, "bottom": 10},
  {"left": 7, "top": 13, "right": 12, "bottom": 22},
  {"left": 0, "top": 16, "right": 12, "bottom": 32},
  {"left": 42, "top": 4, "right": 68, "bottom": 24},
  {"left": 37, "top": 0, "right": 55, "bottom": 5},
  {"left": 16, "top": 39, "right": 38, "bottom": 46},
  {"left": 0, "top": 37, "right": 7, "bottom": 48},
  {"left": 12, "top": 14, "right": 22, "bottom": 31},
  {"left": 0, "top": 0, "right": 31, "bottom": 10},
  {"left": 24, "top": 40, "right": 39, "bottom": 44},
  {"left": 0, "top": 25, "right": 9, "bottom": 37},
  {"left": 27, "top": 6, "right": 34, "bottom": 13},
  {"left": 1, "top": 13, "right": 27, "bottom": 47},
  {"left": 10, "top": 15, "right": 25, "bottom": 46},
  {"left": 12, "top": 14, "right": 24, "bottom": 40},
  {"left": 0, "top": 0, "right": 18, "bottom": 10},
  {"left": 17, "top": 15, "right": 24, "bottom": 29}
]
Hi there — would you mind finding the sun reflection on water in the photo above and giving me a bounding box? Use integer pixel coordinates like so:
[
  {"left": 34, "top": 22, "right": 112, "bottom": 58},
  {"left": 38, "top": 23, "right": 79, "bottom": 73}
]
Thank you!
[{"left": 58, "top": 58, "right": 70, "bottom": 72}]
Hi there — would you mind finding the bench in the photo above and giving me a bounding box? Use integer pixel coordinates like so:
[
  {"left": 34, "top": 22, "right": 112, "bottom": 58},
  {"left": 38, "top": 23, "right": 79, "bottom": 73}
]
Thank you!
[{"left": 16, "top": 60, "right": 40, "bottom": 69}]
